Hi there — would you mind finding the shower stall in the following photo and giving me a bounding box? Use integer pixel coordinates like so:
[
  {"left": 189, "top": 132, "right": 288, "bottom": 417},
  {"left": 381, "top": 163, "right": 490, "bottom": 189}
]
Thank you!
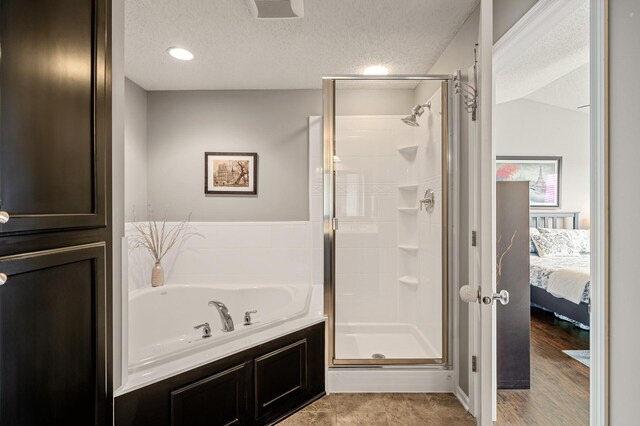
[{"left": 322, "top": 75, "right": 455, "bottom": 368}]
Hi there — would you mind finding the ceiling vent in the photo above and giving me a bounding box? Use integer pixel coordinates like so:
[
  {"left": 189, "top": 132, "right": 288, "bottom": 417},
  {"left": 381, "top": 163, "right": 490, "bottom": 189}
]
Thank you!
[{"left": 245, "top": 0, "right": 304, "bottom": 19}]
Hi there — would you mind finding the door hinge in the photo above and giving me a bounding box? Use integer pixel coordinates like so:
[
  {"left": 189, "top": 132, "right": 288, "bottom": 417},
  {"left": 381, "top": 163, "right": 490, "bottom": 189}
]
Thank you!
[
  {"left": 332, "top": 217, "right": 338, "bottom": 231},
  {"left": 471, "top": 231, "right": 477, "bottom": 247},
  {"left": 472, "top": 355, "right": 477, "bottom": 372}
]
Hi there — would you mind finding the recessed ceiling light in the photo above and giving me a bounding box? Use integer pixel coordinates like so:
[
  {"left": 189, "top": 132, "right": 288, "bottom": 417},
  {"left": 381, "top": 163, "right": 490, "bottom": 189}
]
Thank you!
[
  {"left": 167, "top": 47, "right": 194, "bottom": 61},
  {"left": 363, "top": 65, "right": 389, "bottom": 75}
]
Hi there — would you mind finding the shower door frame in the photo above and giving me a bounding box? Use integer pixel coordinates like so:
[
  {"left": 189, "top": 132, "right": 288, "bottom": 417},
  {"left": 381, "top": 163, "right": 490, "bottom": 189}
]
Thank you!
[{"left": 323, "top": 75, "right": 454, "bottom": 367}]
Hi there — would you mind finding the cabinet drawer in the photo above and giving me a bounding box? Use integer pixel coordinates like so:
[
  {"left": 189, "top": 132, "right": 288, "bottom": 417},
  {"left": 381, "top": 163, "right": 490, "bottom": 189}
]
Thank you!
[
  {"left": 171, "top": 363, "right": 249, "bottom": 426},
  {"left": 254, "top": 339, "right": 307, "bottom": 422}
]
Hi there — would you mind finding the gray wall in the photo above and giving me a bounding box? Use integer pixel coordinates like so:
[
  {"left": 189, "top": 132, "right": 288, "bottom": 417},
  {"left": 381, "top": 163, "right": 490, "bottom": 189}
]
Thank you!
[
  {"left": 144, "top": 89, "right": 414, "bottom": 222},
  {"left": 610, "top": 0, "right": 640, "bottom": 423},
  {"left": 495, "top": 99, "right": 591, "bottom": 227},
  {"left": 417, "top": 6, "right": 480, "bottom": 397},
  {"left": 493, "top": 0, "right": 539, "bottom": 42},
  {"left": 124, "top": 78, "right": 148, "bottom": 221}
]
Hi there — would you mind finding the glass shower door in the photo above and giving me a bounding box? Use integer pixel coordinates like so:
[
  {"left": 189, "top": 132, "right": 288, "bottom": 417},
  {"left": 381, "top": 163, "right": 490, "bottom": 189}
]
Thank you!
[{"left": 327, "top": 78, "right": 449, "bottom": 365}]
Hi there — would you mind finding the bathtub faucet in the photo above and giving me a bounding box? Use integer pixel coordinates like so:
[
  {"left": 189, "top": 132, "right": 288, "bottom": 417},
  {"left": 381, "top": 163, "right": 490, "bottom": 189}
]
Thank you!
[{"left": 208, "top": 300, "right": 235, "bottom": 332}]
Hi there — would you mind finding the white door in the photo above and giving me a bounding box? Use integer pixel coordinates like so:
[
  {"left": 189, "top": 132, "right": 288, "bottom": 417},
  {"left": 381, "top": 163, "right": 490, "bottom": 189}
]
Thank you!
[
  {"left": 460, "top": 1, "right": 500, "bottom": 424},
  {"left": 478, "top": 0, "right": 496, "bottom": 423}
]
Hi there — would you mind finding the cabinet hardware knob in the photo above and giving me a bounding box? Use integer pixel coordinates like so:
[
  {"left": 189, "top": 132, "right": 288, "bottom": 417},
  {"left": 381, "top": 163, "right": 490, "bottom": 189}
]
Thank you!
[
  {"left": 0, "top": 211, "right": 9, "bottom": 224},
  {"left": 0, "top": 273, "right": 7, "bottom": 285}
]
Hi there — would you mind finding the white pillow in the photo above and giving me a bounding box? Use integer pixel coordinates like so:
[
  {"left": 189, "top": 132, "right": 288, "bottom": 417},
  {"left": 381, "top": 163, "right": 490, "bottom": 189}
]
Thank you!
[
  {"left": 532, "top": 232, "right": 582, "bottom": 257},
  {"left": 539, "top": 228, "right": 590, "bottom": 253},
  {"left": 529, "top": 227, "right": 540, "bottom": 253}
]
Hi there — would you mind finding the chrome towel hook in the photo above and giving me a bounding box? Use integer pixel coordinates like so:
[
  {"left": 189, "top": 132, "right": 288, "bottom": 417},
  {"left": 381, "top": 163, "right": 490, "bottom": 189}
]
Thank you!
[{"left": 420, "top": 189, "right": 435, "bottom": 213}]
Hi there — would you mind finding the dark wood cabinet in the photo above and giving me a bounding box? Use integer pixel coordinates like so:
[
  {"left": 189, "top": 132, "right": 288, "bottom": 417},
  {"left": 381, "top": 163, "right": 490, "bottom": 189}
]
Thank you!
[
  {"left": 0, "top": 244, "right": 108, "bottom": 425},
  {"left": 254, "top": 339, "right": 308, "bottom": 422},
  {"left": 0, "top": 0, "right": 112, "bottom": 424},
  {"left": 0, "top": 0, "right": 109, "bottom": 236},
  {"left": 115, "top": 322, "right": 325, "bottom": 426},
  {"left": 171, "top": 363, "right": 250, "bottom": 426}
]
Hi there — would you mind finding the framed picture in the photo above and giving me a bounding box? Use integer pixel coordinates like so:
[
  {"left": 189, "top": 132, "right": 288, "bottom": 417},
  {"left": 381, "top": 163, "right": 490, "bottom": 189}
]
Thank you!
[
  {"left": 205, "top": 152, "right": 258, "bottom": 195},
  {"left": 496, "top": 156, "right": 562, "bottom": 207}
]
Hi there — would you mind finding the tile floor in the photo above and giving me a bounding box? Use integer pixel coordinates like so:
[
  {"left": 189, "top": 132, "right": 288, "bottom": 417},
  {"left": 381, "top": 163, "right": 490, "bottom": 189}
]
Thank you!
[{"left": 278, "top": 393, "right": 475, "bottom": 426}]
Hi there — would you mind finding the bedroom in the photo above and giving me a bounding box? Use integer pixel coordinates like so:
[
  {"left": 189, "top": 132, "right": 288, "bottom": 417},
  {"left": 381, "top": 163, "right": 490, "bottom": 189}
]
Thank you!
[{"left": 492, "top": 0, "right": 591, "bottom": 423}]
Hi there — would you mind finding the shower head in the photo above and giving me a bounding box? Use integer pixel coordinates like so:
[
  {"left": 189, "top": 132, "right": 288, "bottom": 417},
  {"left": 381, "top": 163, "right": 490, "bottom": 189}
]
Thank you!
[
  {"left": 401, "top": 114, "right": 420, "bottom": 127},
  {"left": 400, "top": 101, "right": 431, "bottom": 127}
]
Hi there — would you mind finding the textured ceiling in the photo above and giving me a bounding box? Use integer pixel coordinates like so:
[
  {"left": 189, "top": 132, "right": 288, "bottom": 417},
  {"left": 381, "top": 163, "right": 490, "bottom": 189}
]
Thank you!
[
  {"left": 125, "top": 0, "right": 478, "bottom": 90},
  {"left": 495, "top": 1, "right": 589, "bottom": 105},
  {"left": 524, "top": 63, "right": 589, "bottom": 113}
]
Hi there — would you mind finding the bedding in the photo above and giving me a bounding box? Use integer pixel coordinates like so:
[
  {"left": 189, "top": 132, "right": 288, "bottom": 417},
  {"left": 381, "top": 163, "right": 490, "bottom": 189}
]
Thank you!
[
  {"left": 530, "top": 254, "right": 590, "bottom": 303},
  {"left": 539, "top": 228, "right": 591, "bottom": 253},
  {"left": 546, "top": 267, "right": 590, "bottom": 304},
  {"left": 529, "top": 227, "right": 540, "bottom": 253},
  {"left": 532, "top": 232, "right": 582, "bottom": 257}
]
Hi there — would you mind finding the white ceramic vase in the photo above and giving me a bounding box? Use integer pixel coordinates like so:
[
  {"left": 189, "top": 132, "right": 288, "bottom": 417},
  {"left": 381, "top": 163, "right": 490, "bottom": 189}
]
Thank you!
[{"left": 151, "top": 262, "right": 164, "bottom": 287}]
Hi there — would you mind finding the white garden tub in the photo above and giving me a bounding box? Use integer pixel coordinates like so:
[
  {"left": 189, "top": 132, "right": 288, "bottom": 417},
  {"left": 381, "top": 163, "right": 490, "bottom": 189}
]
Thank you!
[{"left": 128, "top": 284, "right": 311, "bottom": 372}]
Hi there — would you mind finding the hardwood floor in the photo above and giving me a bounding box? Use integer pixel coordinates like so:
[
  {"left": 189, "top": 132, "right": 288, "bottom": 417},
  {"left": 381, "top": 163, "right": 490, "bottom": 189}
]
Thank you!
[{"left": 497, "top": 308, "right": 590, "bottom": 425}]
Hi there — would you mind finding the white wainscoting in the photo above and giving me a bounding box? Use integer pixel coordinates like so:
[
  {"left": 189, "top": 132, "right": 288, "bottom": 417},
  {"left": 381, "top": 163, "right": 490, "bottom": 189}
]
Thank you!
[{"left": 126, "top": 221, "right": 313, "bottom": 291}]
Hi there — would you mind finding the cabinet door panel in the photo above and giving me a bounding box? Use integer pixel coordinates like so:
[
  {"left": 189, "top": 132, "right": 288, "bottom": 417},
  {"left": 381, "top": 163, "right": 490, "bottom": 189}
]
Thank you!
[
  {"left": 0, "top": 0, "right": 108, "bottom": 235},
  {"left": 254, "top": 339, "right": 307, "bottom": 422},
  {"left": 171, "top": 363, "right": 249, "bottom": 426},
  {"left": 0, "top": 244, "right": 107, "bottom": 425}
]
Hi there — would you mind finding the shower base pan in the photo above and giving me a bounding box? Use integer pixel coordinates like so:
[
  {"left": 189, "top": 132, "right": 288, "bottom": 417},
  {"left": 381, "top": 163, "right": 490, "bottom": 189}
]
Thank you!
[
  {"left": 334, "top": 322, "right": 440, "bottom": 360},
  {"left": 329, "top": 323, "right": 450, "bottom": 393}
]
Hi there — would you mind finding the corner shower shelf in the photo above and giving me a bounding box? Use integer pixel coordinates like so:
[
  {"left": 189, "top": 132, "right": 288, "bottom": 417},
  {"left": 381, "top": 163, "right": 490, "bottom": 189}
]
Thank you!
[
  {"left": 399, "top": 276, "right": 419, "bottom": 287},
  {"left": 398, "top": 207, "right": 419, "bottom": 214},
  {"left": 398, "top": 245, "right": 419, "bottom": 253},
  {"left": 397, "top": 145, "right": 419, "bottom": 156},
  {"left": 398, "top": 184, "right": 419, "bottom": 191}
]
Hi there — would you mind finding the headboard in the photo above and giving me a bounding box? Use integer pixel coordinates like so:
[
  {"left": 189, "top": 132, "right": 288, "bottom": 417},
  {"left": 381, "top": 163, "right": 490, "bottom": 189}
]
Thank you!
[{"left": 530, "top": 211, "right": 580, "bottom": 230}]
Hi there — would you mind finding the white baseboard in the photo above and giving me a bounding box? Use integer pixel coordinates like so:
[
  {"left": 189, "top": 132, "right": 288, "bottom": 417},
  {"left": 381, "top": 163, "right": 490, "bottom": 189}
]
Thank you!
[
  {"left": 455, "top": 386, "right": 470, "bottom": 411},
  {"left": 327, "top": 368, "right": 454, "bottom": 393}
]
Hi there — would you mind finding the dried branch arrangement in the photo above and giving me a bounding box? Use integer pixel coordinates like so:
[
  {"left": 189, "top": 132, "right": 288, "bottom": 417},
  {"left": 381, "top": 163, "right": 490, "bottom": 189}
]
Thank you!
[
  {"left": 129, "top": 209, "right": 202, "bottom": 264},
  {"left": 496, "top": 229, "right": 517, "bottom": 286}
]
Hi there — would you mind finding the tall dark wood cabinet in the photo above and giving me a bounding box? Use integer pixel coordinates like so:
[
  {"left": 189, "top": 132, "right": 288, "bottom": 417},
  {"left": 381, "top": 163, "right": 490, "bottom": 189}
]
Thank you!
[
  {"left": 0, "top": 0, "right": 112, "bottom": 424},
  {"left": 496, "top": 181, "right": 530, "bottom": 389}
]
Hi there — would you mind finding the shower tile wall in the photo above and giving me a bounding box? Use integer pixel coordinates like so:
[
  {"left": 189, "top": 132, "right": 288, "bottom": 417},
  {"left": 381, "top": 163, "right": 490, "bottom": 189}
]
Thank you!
[
  {"left": 334, "top": 117, "right": 413, "bottom": 325},
  {"left": 415, "top": 89, "right": 443, "bottom": 355},
  {"left": 309, "top": 117, "right": 324, "bottom": 293},
  {"left": 308, "top": 109, "right": 443, "bottom": 359}
]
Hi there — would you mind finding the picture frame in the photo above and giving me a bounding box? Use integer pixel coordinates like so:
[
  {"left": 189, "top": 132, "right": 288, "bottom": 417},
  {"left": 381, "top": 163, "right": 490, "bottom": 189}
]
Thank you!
[
  {"left": 496, "top": 156, "right": 562, "bottom": 208},
  {"left": 205, "top": 152, "right": 258, "bottom": 195}
]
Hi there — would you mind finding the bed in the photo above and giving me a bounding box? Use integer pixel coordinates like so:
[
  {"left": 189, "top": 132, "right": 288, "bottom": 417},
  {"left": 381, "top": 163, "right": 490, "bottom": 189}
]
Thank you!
[{"left": 529, "top": 212, "right": 590, "bottom": 328}]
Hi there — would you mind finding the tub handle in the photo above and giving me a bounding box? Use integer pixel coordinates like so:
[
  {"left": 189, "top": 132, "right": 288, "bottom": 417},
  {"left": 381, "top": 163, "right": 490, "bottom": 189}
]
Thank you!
[
  {"left": 244, "top": 310, "right": 257, "bottom": 326},
  {"left": 194, "top": 322, "right": 212, "bottom": 338}
]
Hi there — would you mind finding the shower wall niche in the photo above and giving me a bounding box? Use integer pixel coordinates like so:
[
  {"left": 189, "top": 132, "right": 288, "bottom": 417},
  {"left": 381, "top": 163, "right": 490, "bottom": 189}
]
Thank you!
[{"left": 325, "top": 78, "right": 449, "bottom": 366}]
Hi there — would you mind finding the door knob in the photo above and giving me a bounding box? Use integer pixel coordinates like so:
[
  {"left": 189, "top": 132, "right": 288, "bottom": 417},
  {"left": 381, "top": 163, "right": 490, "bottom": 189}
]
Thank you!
[
  {"left": 0, "top": 211, "right": 9, "bottom": 224},
  {"left": 459, "top": 285, "right": 479, "bottom": 303},
  {"left": 482, "top": 290, "right": 509, "bottom": 305},
  {"left": 0, "top": 273, "right": 7, "bottom": 285}
]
